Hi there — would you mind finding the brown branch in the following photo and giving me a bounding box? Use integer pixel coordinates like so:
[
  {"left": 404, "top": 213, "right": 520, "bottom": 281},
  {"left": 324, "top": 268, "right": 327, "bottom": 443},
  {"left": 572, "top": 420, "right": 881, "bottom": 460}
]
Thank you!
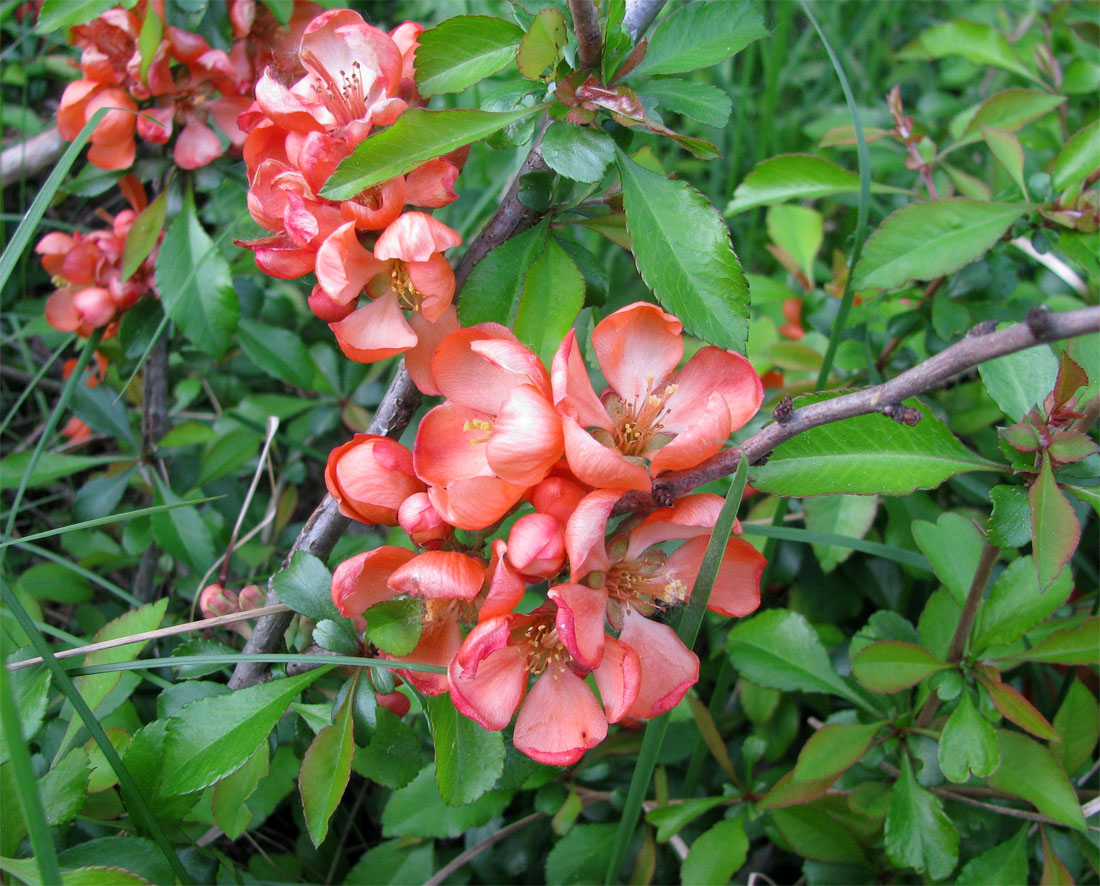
[
  {"left": 569, "top": 0, "right": 604, "bottom": 70},
  {"left": 228, "top": 144, "right": 553, "bottom": 689},
  {"left": 614, "top": 305, "right": 1100, "bottom": 515},
  {"left": 0, "top": 126, "right": 65, "bottom": 189}
]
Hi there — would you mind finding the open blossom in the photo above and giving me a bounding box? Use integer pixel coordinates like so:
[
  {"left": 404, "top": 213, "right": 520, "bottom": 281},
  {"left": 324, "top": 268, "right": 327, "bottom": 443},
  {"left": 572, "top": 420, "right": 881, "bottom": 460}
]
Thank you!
[{"left": 552, "top": 302, "right": 764, "bottom": 492}]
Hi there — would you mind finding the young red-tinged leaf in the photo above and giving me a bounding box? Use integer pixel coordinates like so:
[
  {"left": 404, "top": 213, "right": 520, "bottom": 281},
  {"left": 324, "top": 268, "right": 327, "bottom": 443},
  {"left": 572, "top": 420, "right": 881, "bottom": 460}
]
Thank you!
[
  {"left": 792, "top": 722, "right": 884, "bottom": 783},
  {"left": 513, "top": 236, "right": 585, "bottom": 364},
  {"left": 770, "top": 803, "right": 870, "bottom": 866},
  {"left": 1052, "top": 119, "right": 1100, "bottom": 191},
  {"left": 685, "top": 693, "right": 737, "bottom": 783},
  {"left": 912, "top": 512, "right": 985, "bottom": 607},
  {"left": 645, "top": 797, "right": 728, "bottom": 842},
  {"left": 999, "top": 422, "right": 1042, "bottom": 452},
  {"left": 981, "top": 126, "right": 1028, "bottom": 198},
  {"left": 1047, "top": 431, "right": 1097, "bottom": 465},
  {"left": 457, "top": 220, "right": 549, "bottom": 327},
  {"left": 426, "top": 694, "right": 505, "bottom": 807},
  {"left": 616, "top": 150, "right": 749, "bottom": 353},
  {"left": 757, "top": 768, "right": 840, "bottom": 810},
  {"left": 987, "top": 731, "right": 1087, "bottom": 831},
  {"left": 299, "top": 676, "right": 357, "bottom": 847},
  {"left": 1050, "top": 352, "right": 1090, "bottom": 411},
  {"left": 1041, "top": 826, "right": 1075, "bottom": 885},
  {"left": 516, "top": 8, "right": 566, "bottom": 79},
  {"left": 213, "top": 741, "right": 269, "bottom": 839},
  {"left": 1030, "top": 453, "right": 1080, "bottom": 589},
  {"left": 681, "top": 814, "right": 749, "bottom": 885},
  {"left": 971, "top": 556, "right": 1074, "bottom": 653},
  {"left": 851, "top": 642, "right": 951, "bottom": 694},
  {"left": 955, "top": 825, "right": 1028, "bottom": 886},
  {"left": 995, "top": 617, "right": 1100, "bottom": 666},
  {"left": 413, "top": 16, "right": 523, "bottom": 96},
  {"left": 628, "top": 1, "right": 766, "bottom": 77},
  {"left": 885, "top": 755, "right": 959, "bottom": 879},
  {"left": 120, "top": 191, "right": 166, "bottom": 282},
  {"left": 852, "top": 200, "right": 1029, "bottom": 291},
  {"left": 937, "top": 689, "right": 1001, "bottom": 783},
  {"left": 1051, "top": 680, "right": 1100, "bottom": 776},
  {"left": 975, "top": 673, "right": 1058, "bottom": 741}
]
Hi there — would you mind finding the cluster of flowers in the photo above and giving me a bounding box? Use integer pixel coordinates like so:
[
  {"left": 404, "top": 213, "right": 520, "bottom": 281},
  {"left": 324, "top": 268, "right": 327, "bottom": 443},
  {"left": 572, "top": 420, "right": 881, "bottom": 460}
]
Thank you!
[
  {"left": 325, "top": 303, "right": 768, "bottom": 764},
  {"left": 57, "top": 0, "right": 319, "bottom": 170},
  {"left": 235, "top": 8, "right": 467, "bottom": 374},
  {"left": 35, "top": 176, "right": 159, "bottom": 335}
]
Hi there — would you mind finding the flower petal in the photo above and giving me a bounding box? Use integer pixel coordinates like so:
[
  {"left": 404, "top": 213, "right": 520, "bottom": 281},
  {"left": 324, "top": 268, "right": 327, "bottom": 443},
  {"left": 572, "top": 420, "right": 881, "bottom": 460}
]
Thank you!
[
  {"left": 393, "top": 613, "right": 461, "bottom": 696},
  {"left": 412, "top": 402, "right": 493, "bottom": 487},
  {"left": 562, "top": 415, "right": 651, "bottom": 492},
  {"left": 619, "top": 606, "right": 698, "bottom": 719},
  {"left": 647, "top": 391, "right": 731, "bottom": 476},
  {"left": 329, "top": 291, "right": 418, "bottom": 363},
  {"left": 593, "top": 636, "right": 641, "bottom": 723},
  {"left": 331, "top": 546, "right": 415, "bottom": 617},
  {"left": 480, "top": 539, "right": 526, "bottom": 620},
  {"left": 325, "top": 433, "right": 423, "bottom": 525},
  {"left": 665, "top": 536, "right": 764, "bottom": 618},
  {"left": 549, "top": 583, "right": 607, "bottom": 670},
  {"left": 388, "top": 550, "right": 485, "bottom": 601},
  {"left": 663, "top": 346, "right": 763, "bottom": 433},
  {"left": 551, "top": 329, "right": 613, "bottom": 431},
  {"left": 513, "top": 666, "right": 606, "bottom": 765},
  {"left": 316, "top": 221, "right": 388, "bottom": 304},
  {"left": 592, "top": 302, "right": 682, "bottom": 405},
  {"left": 564, "top": 488, "right": 624, "bottom": 581},
  {"left": 427, "top": 477, "right": 527, "bottom": 531},
  {"left": 374, "top": 211, "right": 461, "bottom": 262},
  {"left": 487, "top": 384, "right": 564, "bottom": 486},
  {"left": 405, "top": 306, "right": 460, "bottom": 396}
]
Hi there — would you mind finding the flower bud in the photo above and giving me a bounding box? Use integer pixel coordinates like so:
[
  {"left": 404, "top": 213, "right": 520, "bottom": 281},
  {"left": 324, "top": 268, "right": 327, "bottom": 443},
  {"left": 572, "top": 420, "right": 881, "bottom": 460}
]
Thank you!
[
  {"left": 507, "top": 513, "right": 565, "bottom": 580},
  {"left": 200, "top": 583, "right": 238, "bottom": 619},
  {"left": 326, "top": 434, "right": 424, "bottom": 526},
  {"left": 238, "top": 584, "right": 266, "bottom": 610},
  {"left": 398, "top": 492, "right": 451, "bottom": 547}
]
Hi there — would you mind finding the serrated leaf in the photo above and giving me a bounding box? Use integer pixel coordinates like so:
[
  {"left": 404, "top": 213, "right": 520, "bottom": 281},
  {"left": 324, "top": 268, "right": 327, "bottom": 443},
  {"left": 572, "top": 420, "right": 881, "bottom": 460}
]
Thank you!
[
  {"left": 272, "top": 551, "right": 340, "bottom": 623},
  {"left": 912, "top": 512, "right": 985, "bottom": 606},
  {"left": 978, "top": 338, "right": 1059, "bottom": 421},
  {"left": 156, "top": 192, "right": 238, "bottom": 357},
  {"left": 986, "top": 731, "right": 1086, "bottom": 831},
  {"left": 1030, "top": 454, "right": 1080, "bottom": 590},
  {"left": 851, "top": 642, "right": 951, "bottom": 693},
  {"left": 681, "top": 814, "right": 749, "bottom": 885},
  {"left": 213, "top": 741, "right": 268, "bottom": 839},
  {"left": 414, "top": 16, "right": 523, "bottom": 96},
  {"left": 541, "top": 121, "right": 616, "bottom": 183},
  {"left": 41, "top": 748, "right": 90, "bottom": 826},
  {"left": 345, "top": 840, "right": 434, "bottom": 886},
  {"left": 517, "top": 8, "right": 567, "bottom": 79},
  {"left": 513, "top": 236, "right": 585, "bottom": 363},
  {"left": 162, "top": 669, "right": 325, "bottom": 795},
  {"left": 995, "top": 617, "right": 1099, "bottom": 666},
  {"left": 1051, "top": 680, "right": 1099, "bottom": 776},
  {"left": 853, "top": 200, "right": 1029, "bottom": 290},
  {"left": 749, "top": 398, "right": 997, "bottom": 496},
  {"left": 427, "top": 694, "right": 505, "bottom": 806},
  {"left": 630, "top": 1, "right": 766, "bottom": 76},
  {"left": 545, "top": 823, "right": 620, "bottom": 884},
  {"left": 885, "top": 755, "right": 959, "bottom": 879},
  {"left": 299, "top": 676, "right": 357, "bottom": 846},
  {"left": 726, "top": 154, "right": 907, "bottom": 215},
  {"left": 956, "top": 826, "right": 1028, "bottom": 886},
  {"left": 236, "top": 318, "right": 324, "bottom": 391},
  {"left": 382, "top": 765, "right": 510, "bottom": 838},
  {"left": 324, "top": 107, "right": 543, "bottom": 200},
  {"left": 976, "top": 674, "right": 1058, "bottom": 741},
  {"left": 638, "top": 78, "right": 732, "bottom": 128},
  {"left": 314, "top": 619, "right": 360, "bottom": 656},
  {"left": 988, "top": 484, "right": 1031, "bottom": 548},
  {"left": 457, "top": 221, "right": 548, "bottom": 327},
  {"left": 792, "top": 722, "right": 884, "bottom": 782},
  {"left": 803, "top": 495, "right": 878, "bottom": 573},
  {"left": 972, "top": 555, "right": 1074, "bottom": 653},
  {"left": 617, "top": 150, "right": 749, "bottom": 353},
  {"left": 71, "top": 381, "right": 137, "bottom": 450},
  {"left": 0, "top": 664, "right": 50, "bottom": 765},
  {"left": 354, "top": 708, "right": 422, "bottom": 790},
  {"left": 938, "top": 689, "right": 1001, "bottom": 782},
  {"left": 962, "top": 89, "right": 1066, "bottom": 139},
  {"left": 770, "top": 803, "right": 870, "bottom": 866},
  {"left": 981, "top": 126, "right": 1028, "bottom": 198},
  {"left": 120, "top": 191, "right": 166, "bottom": 281},
  {"left": 1052, "top": 119, "right": 1100, "bottom": 191},
  {"left": 898, "top": 20, "right": 1035, "bottom": 80},
  {"left": 365, "top": 598, "right": 422, "bottom": 656}
]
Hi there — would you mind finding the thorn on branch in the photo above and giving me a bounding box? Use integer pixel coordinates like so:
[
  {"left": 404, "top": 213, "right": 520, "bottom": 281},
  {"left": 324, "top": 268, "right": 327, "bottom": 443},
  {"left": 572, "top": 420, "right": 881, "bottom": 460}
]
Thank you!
[
  {"left": 1027, "top": 305, "right": 1051, "bottom": 338},
  {"left": 773, "top": 395, "right": 794, "bottom": 425},
  {"left": 881, "top": 403, "right": 922, "bottom": 426},
  {"left": 751, "top": 452, "right": 772, "bottom": 467}
]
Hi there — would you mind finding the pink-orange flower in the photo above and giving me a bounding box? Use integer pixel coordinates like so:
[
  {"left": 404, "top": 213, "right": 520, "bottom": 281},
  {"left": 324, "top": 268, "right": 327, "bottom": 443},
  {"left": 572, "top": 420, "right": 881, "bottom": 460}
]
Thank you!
[
  {"left": 552, "top": 302, "right": 764, "bottom": 492},
  {"left": 325, "top": 434, "right": 424, "bottom": 526}
]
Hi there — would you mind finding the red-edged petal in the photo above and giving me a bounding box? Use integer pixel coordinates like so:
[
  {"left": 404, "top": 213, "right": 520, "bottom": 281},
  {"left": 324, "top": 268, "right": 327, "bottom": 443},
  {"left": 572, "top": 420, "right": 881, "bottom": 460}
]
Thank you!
[
  {"left": 329, "top": 291, "right": 417, "bottom": 363},
  {"left": 619, "top": 606, "right": 698, "bottom": 719},
  {"left": 340, "top": 176, "right": 405, "bottom": 231},
  {"left": 431, "top": 324, "right": 535, "bottom": 415},
  {"left": 593, "top": 635, "right": 641, "bottom": 723},
  {"left": 508, "top": 513, "right": 566, "bottom": 579},
  {"left": 325, "top": 433, "right": 422, "bottom": 526},
  {"left": 427, "top": 477, "right": 526, "bottom": 531},
  {"left": 663, "top": 346, "right": 763, "bottom": 434},
  {"left": 665, "top": 536, "right": 764, "bottom": 618},
  {"left": 564, "top": 488, "right": 624, "bottom": 581},
  {"left": 406, "top": 253, "right": 455, "bottom": 321},
  {"left": 550, "top": 329, "right": 612, "bottom": 430},
  {"left": 592, "top": 302, "right": 682, "bottom": 405},
  {"left": 480, "top": 539, "right": 526, "bottom": 620},
  {"left": 331, "top": 546, "right": 415, "bottom": 617},
  {"left": 404, "top": 158, "right": 459, "bottom": 208},
  {"left": 625, "top": 493, "right": 722, "bottom": 561},
  {"left": 513, "top": 666, "right": 606, "bottom": 765},
  {"left": 549, "top": 583, "right": 607, "bottom": 669},
  {"left": 562, "top": 415, "right": 651, "bottom": 492},
  {"left": 240, "top": 234, "right": 316, "bottom": 279},
  {"left": 388, "top": 550, "right": 484, "bottom": 601},
  {"left": 374, "top": 211, "right": 461, "bottom": 262},
  {"left": 487, "top": 384, "right": 564, "bottom": 486},
  {"left": 648, "top": 391, "right": 731, "bottom": 476},
  {"left": 315, "top": 222, "right": 387, "bottom": 304},
  {"left": 449, "top": 619, "right": 527, "bottom": 730}
]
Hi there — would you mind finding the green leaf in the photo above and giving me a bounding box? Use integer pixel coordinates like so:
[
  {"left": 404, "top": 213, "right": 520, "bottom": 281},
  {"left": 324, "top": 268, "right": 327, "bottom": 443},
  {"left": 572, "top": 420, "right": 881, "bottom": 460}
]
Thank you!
[
  {"left": 541, "top": 121, "right": 616, "bottom": 183},
  {"left": 851, "top": 641, "right": 951, "bottom": 694},
  {"left": 976, "top": 675, "right": 1058, "bottom": 741},
  {"left": 41, "top": 748, "right": 89, "bottom": 826},
  {"left": 323, "top": 107, "right": 544, "bottom": 200},
  {"left": 638, "top": 78, "right": 732, "bottom": 128},
  {"left": 299, "top": 677, "right": 357, "bottom": 847},
  {"left": 681, "top": 814, "right": 749, "bottom": 885},
  {"left": 767, "top": 204, "right": 822, "bottom": 285},
  {"left": 365, "top": 598, "right": 422, "bottom": 656},
  {"left": 120, "top": 192, "right": 166, "bottom": 281},
  {"left": 938, "top": 689, "right": 1001, "bottom": 783},
  {"left": 898, "top": 20, "right": 1035, "bottom": 80},
  {"left": 995, "top": 617, "right": 1099, "bottom": 666},
  {"left": 58, "top": 836, "right": 174, "bottom": 886},
  {"left": 314, "top": 619, "right": 360, "bottom": 656},
  {"left": 971, "top": 555, "right": 1073, "bottom": 653},
  {"left": 726, "top": 609, "right": 864, "bottom": 705},
  {"left": 427, "top": 694, "right": 505, "bottom": 806},
  {"left": 749, "top": 398, "right": 997, "bottom": 496},
  {"left": 414, "top": 16, "right": 523, "bottom": 96},
  {"left": 382, "top": 764, "right": 510, "bottom": 838},
  {"left": 1051, "top": 680, "right": 1099, "bottom": 776},
  {"left": 978, "top": 339, "right": 1059, "bottom": 421},
  {"left": 513, "top": 236, "right": 586, "bottom": 363},
  {"left": 155, "top": 190, "right": 239, "bottom": 358},
  {"left": 353, "top": 708, "right": 422, "bottom": 790},
  {"left": 71, "top": 382, "right": 138, "bottom": 450},
  {"left": 1052, "top": 119, "right": 1100, "bottom": 191},
  {"left": 986, "top": 731, "right": 1086, "bottom": 831},
  {"left": 884, "top": 755, "right": 959, "bottom": 879},
  {"left": 912, "top": 512, "right": 985, "bottom": 607},
  {"left": 236, "top": 318, "right": 324, "bottom": 391},
  {"left": 0, "top": 452, "right": 119, "bottom": 490},
  {"left": 987, "top": 484, "right": 1031, "bottom": 548},
  {"left": 35, "top": 0, "right": 120, "bottom": 33},
  {"left": 981, "top": 127, "right": 1028, "bottom": 199},
  {"left": 162, "top": 668, "right": 326, "bottom": 795},
  {"left": 792, "top": 722, "right": 884, "bottom": 782},
  {"left": 271, "top": 551, "right": 341, "bottom": 623},
  {"left": 962, "top": 89, "right": 1066, "bottom": 139},
  {"left": 803, "top": 495, "right": 878, "bottom": 573},
  {"left": 197, "top": 431, "right": 261, "bottom": 486},
  {"left": 617, "top": 150, "right": 749, "bottom": 353},
  {"left": 212, "top": 741, "right": 268, "bottom": 839},
  {"left": 456, "top": 221, "right": 548, "bottom": 327},
  {"left": 770, "top": 803, "right": 870, "bottom": 866},
  {"left": 545, "top": 823, "right": 620, "bottom": 884},
  {"left": 726, "top": 154, "right": 907, "bottom": 215},
  {"left": 955, "top": 826, "right": 1028, "bottom": 886},
  {"left": 136, "top": 2, "right": 163, "bottom": 85},
  {"left": 645, "top": 797, "right": 728, "bottom": 843},
  {"left": 517, "top": 8, "right": 567, "bottom": 80},
  {"left": 150, "top": 479, "right": 215, "bottom": 575},
  {"left": 852, "top": 200, "right": 1029, "bottom": 290},
  {"left": 1030, "top": 453, "right": 1080, "bottom": 589},
  {"left": 630, "top": 1, "right": 767, "bottom": 76},
  {"left": 345, "top": 840, "right": 434, "bottom": 886},
  {"left": 0, "top": 663, "right": 50, "bottom": 765}
]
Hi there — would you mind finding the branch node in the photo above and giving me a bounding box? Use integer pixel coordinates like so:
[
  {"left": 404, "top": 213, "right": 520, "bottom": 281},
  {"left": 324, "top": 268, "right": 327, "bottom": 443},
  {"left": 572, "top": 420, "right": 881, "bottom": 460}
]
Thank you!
[
  {"left": 650, "top": 482, "right": 676, "bottom": 508},
  {"left": 968, "top": 320, "right": 998, "bottom": 337},
  {"left": 1026, "top": 305, "right": 1051, "bottom": 338},
  {"left": 881, "top": 403, "right": 922, "bottom": 426},
  {"left": 774, "top": 394, "right": 794, "bottom": 425},
  {"left": 750, "top": 452, "right": 771, "bottom": 467}
]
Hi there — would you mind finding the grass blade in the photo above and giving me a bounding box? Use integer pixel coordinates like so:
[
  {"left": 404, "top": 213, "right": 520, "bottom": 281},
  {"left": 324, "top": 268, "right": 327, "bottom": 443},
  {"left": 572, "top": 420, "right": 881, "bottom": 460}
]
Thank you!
[
  {"left": 738, "top": 523, "right": 932, "bottom": 571},
  {"left": 47, "top": 652, "right": 450, "bottom": 677},
  {"left": 0, "top": 334, "right": 74, "bottom": 438}
]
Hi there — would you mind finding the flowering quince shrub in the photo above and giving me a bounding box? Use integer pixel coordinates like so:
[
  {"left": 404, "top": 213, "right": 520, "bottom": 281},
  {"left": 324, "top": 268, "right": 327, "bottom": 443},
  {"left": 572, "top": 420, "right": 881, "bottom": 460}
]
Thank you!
[{"left": 1, "top": 1, "right": 1098, "bottom": 884}]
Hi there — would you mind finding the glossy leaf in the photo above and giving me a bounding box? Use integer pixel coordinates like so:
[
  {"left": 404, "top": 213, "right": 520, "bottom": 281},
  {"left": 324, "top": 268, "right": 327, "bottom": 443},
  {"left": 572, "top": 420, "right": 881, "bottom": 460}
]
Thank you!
[
  {"left": 981, "top": 127, "right": 1028, "bottom": 198},
  {"left": 749, "top": 399, "right": 997, "bottom": 496},
  {"left": 35, "top": 0, "right": 118, "bottom": 33},
  {"left": 0, "top": 452, "right": 119, "bottom": 490},
  {"left": 995, "top": 617, "right": 1100, "bottom": 666},
  {"left": 1030, "top": 453, "right": 1080, "bottom": 589},
  {"left": 727, "top": 153, "right": 906, "bottom": 215},
  {"left": 681, "top": 814, "right": 749, "bottom": 885},
  {"left": 962, "top": 89, "right": 1066, "bottom": 139},
  {"left": 354, "top": 708, "right": 422, "bottom": 790},
  {"left": 1052, "top": 119, "right": 1100, "bottom": 191},
  {"left": 299, "top": 677, "right": 356, "bottom": 846},
  {"left": 120, "top": 191, "right": 166, "bottom": 281},
  {"left": 1051, "top": 680, "right": 1100, "bottom": 776},
  {"left": 898, "top": 20, "right": 1035, "bottom": 80},
  {"left": 365, "top": 598, "right": 422, "bottom": 656},
  {"left": 630, "top": 1, "right": 767, "bottom": 76},
  {"left": 162, "top": 669, "right": 326, "bottom": 795},
  {"left": 71, "top": 381, "right": 137, "bottom": 450},
  {"left": 987, "top": 484, "right": 1031, "bottom": 548},
  {"left": 212, "top": 742, "right": 268, "bottom": 839},
  {"left": 516, "top": 8, "right": 567, "bottom": 80},
  {"left": 645, "top": 797, "right": 728, "bottom": 843},
  {"left": 540, "top": 121, "right": 616, "bottom": 183},
  {"left": 513, "top": 235, "right": 586, "bottom": 363},
  {"left": 0, "top": 664, "right": 50, "bottom": 765},
  {"left": 237, "top": 318, "right": 325, "bottom": 392},
  {"left": 987, "top": 731, "right": 1086, "bottom": 831},
  {"left": 271, "top": 551, "right": 340, "bottom": 623},
  {"left": 955, "top": 825, "right": 1028, "bottom": 885},
  {"left": 792, "top": 722, "right": 884, "bottom": 782},
  {"left": 427, "top": 694, "right": 505, "bottom": 806},
  {"left": 617, "top": 150, "right": 749, "bottom": 353},
  {"left": 852, "top": 641, "right": 951, "bottom": 693},
  {"left": 382, "top": 765, "right": 510, "bottom": 838},
  {"left": 912, "top": 512, "right": 985, "bottom": 607},
  {"left": 345, "top": 840, "right": 434, "bottom": 885},
  {"left": 770, "top": 803, "right": 870, "bottom": 866},
  {"left": 972, "top": 555, "right": 1073, "bottom": 653},
  {"left": 885, "top": 755, "right": 959, "bottom": 879},
  {"left": 979, "top": 339, "right": 1059, "bottom": 421},
  {"left": 414, "top": 16, "right": 523, "bottom": 96},
  {"left": 639, "top": 78, "right": 732, "bottom": 128},
  {"left": 41, "top": 748, "right": 90, "bottom": 826},
  {"left": 457, "top": 221, "right": 548, "bottom": 327},
  {"left": 804, "top": 495, "right": 879, "bottom": 573},
  {"left": 324, "top": 107, "right": 543, "bottom": 199},
  {"left": 938, "top": 689, "right": 1001, "bottom": 782},
  {"left": 976, "top": 674, "right": 1058, "bottom": 741},
  {"left": 852, "top": 200, "right": 1029, "bottom": 290}
]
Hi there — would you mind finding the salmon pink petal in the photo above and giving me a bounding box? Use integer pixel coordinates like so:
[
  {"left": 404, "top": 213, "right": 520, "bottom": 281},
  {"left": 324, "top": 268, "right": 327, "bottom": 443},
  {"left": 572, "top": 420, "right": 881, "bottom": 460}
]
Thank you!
[
  {"left": 308, "top": 284, "right": 355, "bottom": 322},
  {"left": 406, "top": 254, "right": 455, "bottom": 321},
  {"left": 551, "top": 330, "right": 613, "bottom": 431},
  {"left": 398, "top": 492, "right": 451, "bottom": 548},
  {"left": 665, "top": 536, "right": 764, "bottom": 618},
  {"left": 487, "top": 385, "right": 564, "bottom": 486},
  {"left": 454, "top": 614, "right": 513, "bottom": 673},
  {"left": 508, "top": 513, "right": 566, "bottom": 579},
  {"left": 87, "top": 136, "right": 135, "bottom": 171},
  {"left": 339, "top": 176, "right": 405, "bottom": 230},
  {"left": 549, "top": 583, "right": 607, "bottom": 669},
  {"left": 528, "top": 474, "right": 589, "bottom": 526},
  {"left": 300, "top": 9, "right": 402, "bottom": 98},
  {"left": 562, "top": 416, "right": 651, "bottom": 492},
  {"left": 648, "top": 391, "right": 731, "bottom": 476},
  {"left": 427, "top": 477, "right": 526, "bottom": 531},
  {"left": 316, "top": 222, "right": 387, "bottom": 304},
  {"left": 73, "top": 287, "right": 116, "bottom": 327},
  {"left": 240, "top": 234, "right": 316, "bottom": 279},
  {"left": 480, "top": 539, "right": 525, "bottom": 620},
  {"left": 57, "top": 80, "right": 99, "bottom": 140},
  {"left": 513, "top": 666, "right": 606, "bottom": 765},
  {"left": 594, "top": 636, "right": 641, "bottom": 723},
  {"left": 412, "top": 402, "right": 493, "bottom": 486},
  {"left": 625, "top": 493, "right": 722, "bottom": 561},
  {"left": 405, "top": 158, "right": 459, "bottom": 207},
  {"left": 174, "top": 119, "right": 224, "bottom": 169},
  {"left": 565, "top": 488, "right": 624, "bottom": 581},
  {"left": 209, "top": 95, "right": 252, "bottom": 146},
  {"left": 663, "top": 347, "right": 763, "bottom": 433},
  {"left": 619, "top": 606, "right": 698, "bottom": 718},
  {"left": 374, "top": 211, "right": 461, "bottom": 262},
  {"left": 431, "top": 324, "right": 531, "bottom": 415},
  {"left": 405, "top": 306, "right": 460, "bottom": 396},
  {"left": 325, "top": 434, "right": 422, "bottom": 526},
  {"left": 329, "top": 292, "right": 417, "bottom": 363},
  {"left": 470, "top": 339, "right": 551, "bottom": 395},
  {"left": 136, "top": 105, "right": 174, "bottom": 144},
  {"left": 592, "top": 302, "right": 682, "bottom": 405},
  {"left": 254, "top": 68, "right": 324, "bottom": 132},
  {"left": 389, "top": 550, "right": 484, "bottom": 601},
  {"left": 331, "top": 546, "right": 416, "bottom": 617},
  {"left": 393, "top": 613, "right": 462, "bottom": 695},
  {"left": 450, "top": 619, "right": 528, "bottom": 730},
  {"left": 45, "top": 288, "right": 81, "bottom": 332}
]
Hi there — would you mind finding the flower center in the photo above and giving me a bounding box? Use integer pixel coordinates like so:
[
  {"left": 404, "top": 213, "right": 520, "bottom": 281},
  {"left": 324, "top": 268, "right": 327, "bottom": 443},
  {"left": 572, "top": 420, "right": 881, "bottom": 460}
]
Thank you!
[
  {"left": 601, "top": 380, "right": 678, "bottom": 457},
  {"left": 603, "top": 548, "right": 688, "bottom": 612},
  {"left": 516, "top": 619, "right": 569, "bottom": 676},
  {"left": 304, "top": 54, "right": 369, "bottom": 126},
  {"left": 390, "top": 262, "right": 422, "bottom": 311},
  {"left": 461, "top": 418, "right": 493, "bottom": 445}
]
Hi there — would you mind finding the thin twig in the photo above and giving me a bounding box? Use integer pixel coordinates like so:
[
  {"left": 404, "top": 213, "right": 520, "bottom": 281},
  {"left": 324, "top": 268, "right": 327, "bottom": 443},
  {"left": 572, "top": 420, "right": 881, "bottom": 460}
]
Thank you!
[
  {"left": 0, "top": 127, "right": 65, "bottom": 189},
  {"left": 569, "top": 0, "right": 604, "bottom": 69},
  {"left": 424, "top": 812, "right": 545, "bottom": 886}
]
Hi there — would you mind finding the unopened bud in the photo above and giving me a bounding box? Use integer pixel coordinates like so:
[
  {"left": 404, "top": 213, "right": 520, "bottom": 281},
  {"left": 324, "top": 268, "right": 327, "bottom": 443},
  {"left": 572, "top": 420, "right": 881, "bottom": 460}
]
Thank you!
[
  {"left": 200, "top": 584, "right": 238, "bottom": 619},
  {"left": 238, "top": 584, "right": 265, "bottom": 610}
]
